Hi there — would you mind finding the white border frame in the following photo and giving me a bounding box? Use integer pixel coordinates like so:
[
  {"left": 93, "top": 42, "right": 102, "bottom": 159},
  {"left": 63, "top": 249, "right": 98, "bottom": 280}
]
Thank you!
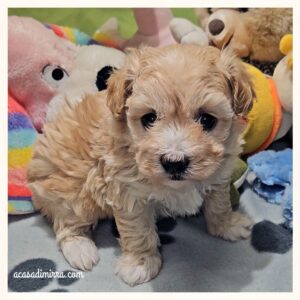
[{"left": 1, "top": 1, "right": 298, "bottom": 299}]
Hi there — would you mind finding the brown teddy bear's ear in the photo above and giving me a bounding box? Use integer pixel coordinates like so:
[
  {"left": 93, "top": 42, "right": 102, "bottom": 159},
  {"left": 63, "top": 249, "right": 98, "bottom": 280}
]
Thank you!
[
  {"left": 219, "top": 49, "right": 256, "bottom": 116},
  {"left": 106, "top": 48, "right": 141, "bottom": 121}
]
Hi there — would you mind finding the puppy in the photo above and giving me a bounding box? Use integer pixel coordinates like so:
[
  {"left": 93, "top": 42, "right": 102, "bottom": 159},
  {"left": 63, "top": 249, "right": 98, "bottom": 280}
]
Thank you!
[{"left": 28, "top": 44, "right": 255, "bottom": 286}]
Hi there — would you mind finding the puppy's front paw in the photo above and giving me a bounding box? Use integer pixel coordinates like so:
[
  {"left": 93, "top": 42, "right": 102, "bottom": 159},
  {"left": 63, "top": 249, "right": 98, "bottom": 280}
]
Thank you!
[
  {"left": 208, "top": 212, "right": 253, "bottom": 242},
  {"left": 115, "top": 253, "right": 162, "bottom": 286},
  {"left": 61, "top": 236, "right": 100, "bottom": 271}
]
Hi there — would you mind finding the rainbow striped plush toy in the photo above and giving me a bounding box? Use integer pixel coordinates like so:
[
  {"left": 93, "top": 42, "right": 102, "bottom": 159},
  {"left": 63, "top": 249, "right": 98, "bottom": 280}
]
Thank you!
[
  {"left": 45, "top": 23, "right": 121, "bottom": 49},
  {"left": 8, "top": 93, "right": 38, "bottom": 214}
]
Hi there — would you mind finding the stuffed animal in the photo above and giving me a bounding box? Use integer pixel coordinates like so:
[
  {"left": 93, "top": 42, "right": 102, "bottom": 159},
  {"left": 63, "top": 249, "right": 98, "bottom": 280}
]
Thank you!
[
  {"left": 230, "top": 158, "right": 249, "bottom": 208},
  {"left": 8, "top": 16, "right": 78, "bottom": 132},
  {"left": 8, "top": 16, "right": 124, "bottom": 132},
  {"left": 47, "top": 44, "right": 125, "bottom": 121},
  {"left": 195, "top": 8, "right": 292, "bottom": 63},
  {"left": 245, "top": 34, "right": 292, "bottom": 153},
  {"left": 170, "top": 21, "right": 293, "bottom": 155},
  {"left": 8, "top": 93, "right": 38, "bottom": 214},
  {"left": 241, "top": 63, "right": 287, "bottom": 155},
  {"left": 248, "top": 149, "right": 292, "bottom": 254},
  {"left": 96, "top": 8, "right": 177, "bottom": 49},
  {"left": 170, "top": 17, "right": 208, "bottom": 47},
  {"left": 273, "top": 34, "right": 293, "bottom": 118}
]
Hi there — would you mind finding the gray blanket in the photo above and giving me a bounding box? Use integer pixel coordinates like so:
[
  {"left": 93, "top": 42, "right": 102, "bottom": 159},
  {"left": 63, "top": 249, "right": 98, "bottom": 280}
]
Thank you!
[{"left": 8, "top": 183, "right": 292, "bottom": 292}]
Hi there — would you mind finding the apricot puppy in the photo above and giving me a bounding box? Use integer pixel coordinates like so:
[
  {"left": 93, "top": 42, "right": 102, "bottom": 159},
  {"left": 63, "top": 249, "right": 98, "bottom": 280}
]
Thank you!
[{"left": 28, "top": 45, "right": 255, "bottom": 286}]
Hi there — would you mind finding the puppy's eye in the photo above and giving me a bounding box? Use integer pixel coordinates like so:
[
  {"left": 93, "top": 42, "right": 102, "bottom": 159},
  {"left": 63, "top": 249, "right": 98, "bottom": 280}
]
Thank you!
[
  {"left": 237, "top": 8, "right": 249, "bottom": 13},
  {"left": 195, "top": 112, "right": 218, "bottom": 131},
  {"left": 141, "top": 112, "right": 157, "bottom": 129}
]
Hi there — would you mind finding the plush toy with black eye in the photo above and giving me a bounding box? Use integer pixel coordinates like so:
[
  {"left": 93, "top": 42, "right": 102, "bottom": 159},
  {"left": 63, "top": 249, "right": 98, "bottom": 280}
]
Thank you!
[
  {"left": 47, "top": 45, "right": 125, "bottom": 122},
  {"left": 195, "top": 8, "right": 292, "bottom": 68},
  {"left": 8, "top": 16, "right": 78, "bottom": 132},
  {"left": 9, "top": 16, "right": 125, "bottom": 131},
  {"left": 41, "top": 65, "right": 69, "bottom": 89}
]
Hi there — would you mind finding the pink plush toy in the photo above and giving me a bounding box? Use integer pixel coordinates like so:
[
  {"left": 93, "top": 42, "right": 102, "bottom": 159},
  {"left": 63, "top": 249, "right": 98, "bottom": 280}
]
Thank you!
[
  {"left": 98, "top": 8, "right": 176, "bottom": 49},
  {"left": 8, "top": 16, "right": 77, "bottom": 132},
  {"left": 125, "top": 8, "right": 176, "bottom": 47}
]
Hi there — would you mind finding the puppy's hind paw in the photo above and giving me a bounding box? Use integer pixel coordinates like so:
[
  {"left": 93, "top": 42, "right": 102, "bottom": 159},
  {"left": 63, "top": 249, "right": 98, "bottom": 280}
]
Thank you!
[
  {"left": 115, "top": 253, "right": 162, "bottom": 286},
  {"left": 61, "top": 236, "right": 100, "bottom": 271}
]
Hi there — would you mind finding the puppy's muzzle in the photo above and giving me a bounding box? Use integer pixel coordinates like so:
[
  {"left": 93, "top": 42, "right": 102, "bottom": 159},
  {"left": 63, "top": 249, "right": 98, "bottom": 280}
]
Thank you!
[{"left": 160, "top": 155, "right": 190, "bottom": 181}]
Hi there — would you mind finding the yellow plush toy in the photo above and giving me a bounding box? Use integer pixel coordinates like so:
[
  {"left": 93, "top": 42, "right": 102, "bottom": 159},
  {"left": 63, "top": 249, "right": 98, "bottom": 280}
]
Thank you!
[
  {"left": 242, "top": 34, "right": 293, "bottom": 155},
  {"left": 241, "top": 64, "right": 282, "bottom": 154},
  {"left": 273, "top": 34, "right": 293, "bottom": 114}
]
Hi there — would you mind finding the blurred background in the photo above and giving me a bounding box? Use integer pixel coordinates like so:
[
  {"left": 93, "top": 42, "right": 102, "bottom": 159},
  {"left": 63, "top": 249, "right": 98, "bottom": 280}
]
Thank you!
[{"left": 8, "top": 8, "right": 197, "bottom": 38}]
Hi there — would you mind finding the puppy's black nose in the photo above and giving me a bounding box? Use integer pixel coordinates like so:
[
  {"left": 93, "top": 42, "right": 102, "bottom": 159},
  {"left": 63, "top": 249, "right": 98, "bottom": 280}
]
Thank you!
[
  {"left": 208, "top": 19, "right": 225, "bottom": 35},
  {"left": 160, "top": 155, "right": 190, "bottom": 176}
]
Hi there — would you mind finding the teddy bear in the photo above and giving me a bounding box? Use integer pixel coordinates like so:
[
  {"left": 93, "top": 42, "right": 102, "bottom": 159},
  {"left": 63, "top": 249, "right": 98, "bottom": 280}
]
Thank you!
[{"left": 195, "top": 8, "right": 292, "bottom": 65}]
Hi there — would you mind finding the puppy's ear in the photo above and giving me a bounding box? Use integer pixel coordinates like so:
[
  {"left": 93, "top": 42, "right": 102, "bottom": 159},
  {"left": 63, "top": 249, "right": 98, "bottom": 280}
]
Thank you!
[
  {"left": 219, "top": 49, "right": 255, "bottom": 116},
  {"left": 106, "top": 48, "right": 141, "bottom": 120}
]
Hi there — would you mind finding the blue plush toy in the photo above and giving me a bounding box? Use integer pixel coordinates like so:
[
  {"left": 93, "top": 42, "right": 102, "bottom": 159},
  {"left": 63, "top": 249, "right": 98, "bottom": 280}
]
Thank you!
[
  {"left": 248, "top": 148, "right": 292, "bottom": 228},
  {"left": 247, "top": 149, "right": 293, "bottom": 253}
]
